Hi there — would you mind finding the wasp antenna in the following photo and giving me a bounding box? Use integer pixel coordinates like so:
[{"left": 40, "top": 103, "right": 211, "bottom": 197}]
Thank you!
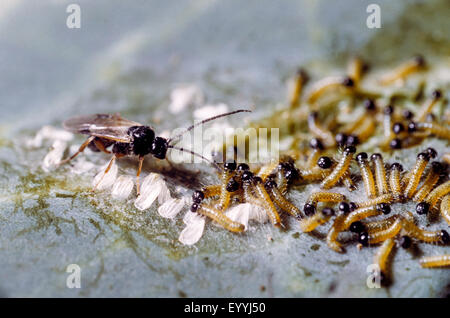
[
  {"left": 167, "top": 109, "right": 251, "bottom": 145},
  {"left": 168, "top": 145, "right": 221, "bottom": 170}
]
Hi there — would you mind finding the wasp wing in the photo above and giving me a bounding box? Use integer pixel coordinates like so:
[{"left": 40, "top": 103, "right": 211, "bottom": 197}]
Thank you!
[{"left": 63, "top": 113, "right": 142, "bottom": 143}]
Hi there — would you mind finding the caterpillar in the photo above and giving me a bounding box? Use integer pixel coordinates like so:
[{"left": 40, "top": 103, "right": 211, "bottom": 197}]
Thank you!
[
  {"left": 389, "top": 163, "right": 404, "bottom": 201},
  {"left": 366, "top": 217, "right": 402, "bottom": 244},
  {"left": 308, "top": 112, "right": 336, "bottom": 147},
  {"left": 253, "top": 177, "right": 282, "bottom": 227},
  {"left": 371, "top": 153, "right": 389, "bottom": 195},
  {"left": 343, "top": 205, "right": 381, "bottom": 230},
  {"left": 266, "top": 180, "right": 301, "bottom": 218},
  {"left": 440, "top": 194, "right": 450, "bottom": 226},
  {"left": 321, "top": 146, "right": 356, "bottom": 189},
  {"left": 191, "top": 203, "right": 245, "bottom": 233},
  {"left": 217, "top": 160, "right": 237, "bottom": 210},
  {"left": 299, "top": 208, "right": 333, "bottom": 232},
  {"left": 412, "top": 161, "right": 442, "bottom": 203},
  {"left": 415, "top": 90, "right": 442, "bottom": 122},
  {"left": 355, "top": 193, "right": 394, "bottom": 209},
  {"left": 356, "top": 152, "right": 376, "bottom": 198},
  {"left": 326, "top": 211, "right": 347, "bottom": 253},
  {"left": 307, "top": 76, "right": 354, "bottom": 104},
  {"left": 379, "top": 55, "right": 425, "bottom": 85},
  {"left": 307, "top": 191, "right": 346, "bottom": 204},
  {"left": 419, "top": 255, "right": 450, "bottom": 268},
  {"left": 404, "top": 152, "right": 430, "bottom": 199},
  {"left": 373, "top": 238, "right": 395, "bottom": 276},
  {"left": 289, "top": 68, "right": 308, "bottom": 109}
]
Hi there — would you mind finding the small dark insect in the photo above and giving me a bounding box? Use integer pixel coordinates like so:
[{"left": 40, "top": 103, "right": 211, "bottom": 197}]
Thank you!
[{"left": 60, "top": 110, "right": 251, "bottom": 194}]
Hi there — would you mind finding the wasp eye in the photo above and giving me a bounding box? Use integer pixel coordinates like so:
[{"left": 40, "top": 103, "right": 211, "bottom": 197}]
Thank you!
[
  {"left": 417, "top": 152, "right": 429, "bottom": 160},
  {"left": 284, "top": 167, "right": 299, "bottom": 182}
]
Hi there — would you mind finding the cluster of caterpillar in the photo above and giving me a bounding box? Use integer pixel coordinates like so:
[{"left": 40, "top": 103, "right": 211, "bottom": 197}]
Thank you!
[
  {"left": 295, "top": 146, "right": 450, "bottom": 285},
  {"left": 251, "top": 55, "right": 448, "bottom": 158},
  {"left": 190, "top": 159, "right": 301, "bottom": 231},
  {"left": 187, "top": 56, "right": 449, "bottom": 285},
  {"left": 190, "top": 142, "right": 449, "bottom": 280}
]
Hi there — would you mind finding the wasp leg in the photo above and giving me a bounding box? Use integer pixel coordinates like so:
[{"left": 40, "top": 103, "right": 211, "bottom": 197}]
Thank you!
[
  {"left": 93, "top": 138, "right": 112, "bottom": 154},
  {"left": 92, "top": 155, "right": 117, "bottom": 192},
  {"left": 60, "top": 136, "right": 95, "bottom": 165},
  {"left": 136, "top": 156, "right": 144, "bottom": 196}
]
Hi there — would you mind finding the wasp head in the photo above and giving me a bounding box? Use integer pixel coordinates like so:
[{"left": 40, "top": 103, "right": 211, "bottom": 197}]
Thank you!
[{"left": 150, "top": 137, "right": 168, "bottom": 159}]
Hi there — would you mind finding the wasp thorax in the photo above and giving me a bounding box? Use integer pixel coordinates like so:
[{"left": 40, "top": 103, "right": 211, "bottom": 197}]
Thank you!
[{"left": 128, "top": 126, "right": 155, "bottom": 157}]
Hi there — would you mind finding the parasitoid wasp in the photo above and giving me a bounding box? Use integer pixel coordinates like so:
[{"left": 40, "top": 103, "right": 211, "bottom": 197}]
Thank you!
[{"left": 60, "top": 109, "right": 251, "bottom": 194}]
